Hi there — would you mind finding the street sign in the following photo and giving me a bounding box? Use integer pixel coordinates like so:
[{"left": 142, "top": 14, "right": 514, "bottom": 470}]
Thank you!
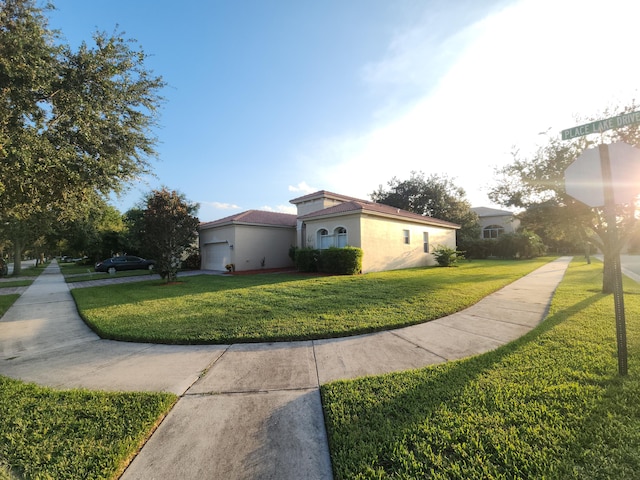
[
  {"left": 561, "top": 110, "right": 640, "bottom": 140},
  {"left": 564, "top": 141, "right": 640, "bottom": 207}
]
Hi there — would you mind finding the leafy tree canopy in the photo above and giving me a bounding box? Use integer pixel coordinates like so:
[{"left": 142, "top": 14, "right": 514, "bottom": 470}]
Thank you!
[
  {"left": 0, "top": 0, "right": 165, "bottom": 272},
  {"left": 371, "top": 171, "right": 480, "bottom": 242},
  {"left": 488, "top": 102, "right": 640, "bottom": 291}
]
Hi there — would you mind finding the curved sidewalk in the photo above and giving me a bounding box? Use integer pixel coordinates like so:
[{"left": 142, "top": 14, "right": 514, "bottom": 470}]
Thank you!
[{"left": 0, "top": 257, "right": 572, "bottom": 480}]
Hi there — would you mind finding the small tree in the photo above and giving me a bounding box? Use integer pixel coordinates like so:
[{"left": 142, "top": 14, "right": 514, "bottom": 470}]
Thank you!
[{"left": 142, "top": 188, "right": 199, "bottom": 282}]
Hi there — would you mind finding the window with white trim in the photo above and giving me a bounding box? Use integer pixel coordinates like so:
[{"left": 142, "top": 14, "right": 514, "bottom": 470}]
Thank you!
[
  {"left": 335, "top": 227, "right": 347, "bottom": 248},
  {"left": 483, "top": 224, "right": 504, "bottom": 239},
  {"left": 403, "top": 229, "right": 410, "bottom": 244},
  {"left": 423, "top": 232, "right": 429, "bottom": 253},
  {"left": 318, "top": 229, "right": 332, "bottom": 249}
]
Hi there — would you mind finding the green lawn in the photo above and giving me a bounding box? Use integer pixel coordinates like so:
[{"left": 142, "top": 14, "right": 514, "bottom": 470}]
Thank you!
[
  {"left": 321, "top": 259, "right": 640, "bottom": 479},
  {"left": 72, "top": 258, "right": 553, "bottom": 344},
  {"left": 59, "top": 262, "right": 157, "bottom": 283},
  {"left": 0, "top": 295, "right": 20, "bottom": 318},
  {"left": 0, "top": 280, "right": 32, "bottom": 289},
  {"left": 0, "top": 377, "right": 176, "bottom": 480}
]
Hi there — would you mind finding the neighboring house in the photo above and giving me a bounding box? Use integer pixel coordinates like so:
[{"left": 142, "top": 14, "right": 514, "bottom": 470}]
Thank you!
[
  {"left": 472, "top": 207, "right": 520, "bottom": 239},
  {"left": 200, "top": 190, "right": 460, "bottom": 273}
]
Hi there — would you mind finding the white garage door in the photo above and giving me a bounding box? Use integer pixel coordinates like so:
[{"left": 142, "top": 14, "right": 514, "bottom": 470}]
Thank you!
[{"left": 203, "top": 243, "right": 229, "bottom": 271}]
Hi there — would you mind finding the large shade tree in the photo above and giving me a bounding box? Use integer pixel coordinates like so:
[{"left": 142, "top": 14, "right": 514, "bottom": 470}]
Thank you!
[
  {"left": 371, "top": 171, "right": 480, "bottom": 244},
  {"left": 0, "top": 0, "right": 165, "bottom": 274},
  {"left": 488, "top": 104, "right": 640, "bottom": 292}
]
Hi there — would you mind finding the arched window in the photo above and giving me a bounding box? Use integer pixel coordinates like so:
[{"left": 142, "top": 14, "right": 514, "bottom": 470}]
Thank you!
[
  {"left": 483, "top": 224, "right": 504, "bottom": 239},
  {"left": 335, "top": 227, "right": 347, "bottom": 247},
  {"left": 318, "top": 229, "right": 332, "bottom": 249}
]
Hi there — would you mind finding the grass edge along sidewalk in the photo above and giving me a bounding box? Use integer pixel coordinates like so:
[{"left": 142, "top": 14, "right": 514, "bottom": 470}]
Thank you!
[
  {"left": 72, "top": 258, "right": 553, "bottom": 344},
  {"left": 0, "top": 379, "right": 176, "bottom": 480},
  {"left": 322, "top": 259, "right": 640, "bottom": 479},
  {"left": 0, "top": 265, "right": 177, "bottom": 480}
]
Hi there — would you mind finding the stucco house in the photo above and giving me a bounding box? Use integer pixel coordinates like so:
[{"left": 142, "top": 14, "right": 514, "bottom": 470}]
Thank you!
[
  {"left": 200, "top": 190, "right": 460, "bottom": 273},
  {"left": 471, "top": 207, "right": 520, "bottom": 239}
]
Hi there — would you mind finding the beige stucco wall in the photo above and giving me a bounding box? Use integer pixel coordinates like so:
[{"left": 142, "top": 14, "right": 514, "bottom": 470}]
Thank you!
[
  {"left": 360, "top": 215, "right": 456, "bottom": 273},
  {"left": 233, "top": 225, "right": 296, "bottom": 271},
  {"left": 303, "top": 213, "right": 457, "bottom": 274},
  {"left": 302, "top": 215, "right": 362, "bottom": 249},
  {"left": 478, "top": 215, "right": 520, "bottom": 237},
  {"left": 200, "top": 224, "right": 295, "bottom": 271},
  {"left": 294, "top": 197, "right": 346, "bottom": 217}
]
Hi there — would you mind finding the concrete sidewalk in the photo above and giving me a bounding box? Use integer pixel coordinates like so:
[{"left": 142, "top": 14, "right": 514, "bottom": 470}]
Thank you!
[{"left": 0, "top": 257, "right": 572, "bottom": 479}]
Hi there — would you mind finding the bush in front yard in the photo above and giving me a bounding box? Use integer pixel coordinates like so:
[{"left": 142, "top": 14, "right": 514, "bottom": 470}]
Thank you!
[
  {"left": 433, "top": 245, "right": 464, "bottom": 266},
  {"left": 495, "top": 231, "right": 546, "bottom": 259},
  {"left": 319, "top": 247, "right": 363, "bottom": 275},
  {"left": 295, "top": 247, "right": 363, "bottom": 274},
  {"left": 295, "top": 248, "right": 319, "bottom": 272}
]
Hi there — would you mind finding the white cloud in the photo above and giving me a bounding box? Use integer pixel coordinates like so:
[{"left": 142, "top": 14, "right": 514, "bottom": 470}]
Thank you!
[
  {"left": 260, "top": 204, "right": 297, "bottom": 215},
  {"left": 200, "top": 201, "right": 241, "bottom": 210},
  {"left": 288, "top": 181, "right": 317, "bottom": 194},
  {"left": 308, "top": 0, "right": 640, "bottom": 208}
]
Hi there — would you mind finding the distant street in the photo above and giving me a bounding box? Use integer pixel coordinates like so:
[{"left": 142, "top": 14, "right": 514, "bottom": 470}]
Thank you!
[
  {"left": 620, "top": 255, "right": 640, "bottom": 283},
  {"left": 6, "top": 259, "right": 37, "bottom": 276}
]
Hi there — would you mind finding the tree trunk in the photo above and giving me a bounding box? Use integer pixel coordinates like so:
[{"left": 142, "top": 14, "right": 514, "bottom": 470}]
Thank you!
[
  {"left": 602, "top": 251, "right": 615, "bottom": 294},
  {"left": 12, "top": 238, "right": 22, "bottom": 276}
]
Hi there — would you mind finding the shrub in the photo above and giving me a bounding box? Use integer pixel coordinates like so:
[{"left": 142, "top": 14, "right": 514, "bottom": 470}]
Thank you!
[
  {"left": 458, "top": 238, "right": 496, "bottom": 259},
  {"left": 295, "top": 248, "right": 319, "bottom": 272},
  {"left": 294, "top": 247, "right": 364, "bottom": 274},
  {"left": 495, "top": 230, "right": 546, "bottom": 259},
  {"left": 319, "top": 247, "right": 363, "bottom": 275},
  {"left": 182, "top": 252, "right": 201, "bottom": 270},
  {"left": 433, "top": 245, "right": 465, "bottom": 266}
]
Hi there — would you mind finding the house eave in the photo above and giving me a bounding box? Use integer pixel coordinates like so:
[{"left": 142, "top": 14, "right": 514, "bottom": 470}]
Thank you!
[{"left": 301, "top": 208, "right": 460, "bottom": 229}]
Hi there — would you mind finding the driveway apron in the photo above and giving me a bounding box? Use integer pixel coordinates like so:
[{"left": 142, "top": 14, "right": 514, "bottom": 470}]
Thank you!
[{"left": 0, "top": 258, "right": 572, "bottom": 479}]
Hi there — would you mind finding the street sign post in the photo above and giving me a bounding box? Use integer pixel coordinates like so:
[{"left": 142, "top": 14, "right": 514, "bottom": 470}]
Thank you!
[{"left": 563, "top": 119, "right": 640, "bottom": 376}]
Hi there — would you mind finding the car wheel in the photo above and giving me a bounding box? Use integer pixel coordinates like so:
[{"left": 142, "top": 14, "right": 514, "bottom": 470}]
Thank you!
[{"left": 107, "top": 267, "right": 117, "bottom": 275}]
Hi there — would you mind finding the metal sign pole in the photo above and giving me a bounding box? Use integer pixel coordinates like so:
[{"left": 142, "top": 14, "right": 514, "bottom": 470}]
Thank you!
[{"left": 599, "top": 143, "right": 629, "bottom": 376}]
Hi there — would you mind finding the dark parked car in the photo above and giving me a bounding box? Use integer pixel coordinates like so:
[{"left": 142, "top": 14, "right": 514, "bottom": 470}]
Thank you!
[{"left": 95, "top": 256, "right": 155, "bottom": 274}]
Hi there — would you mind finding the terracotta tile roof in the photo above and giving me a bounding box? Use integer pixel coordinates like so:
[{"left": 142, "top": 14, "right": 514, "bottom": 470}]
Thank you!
[
  {"left": 200, "top": 210, "right": 297, "bottom": 229},
  {"left": 299, "top": 199, "right": 460, "bottom": 229},
  {"left": 289, "top": 190, "right": 364, "bottom": 205}
]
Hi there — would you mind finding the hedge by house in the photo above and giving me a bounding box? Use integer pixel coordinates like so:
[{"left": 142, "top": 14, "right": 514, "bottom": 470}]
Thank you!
[
  {"left": 495, "top": 231, "right": 546, "bottom": 259},
  {"left": 294, "top": 247, "right": 363, "bottom": 274}
]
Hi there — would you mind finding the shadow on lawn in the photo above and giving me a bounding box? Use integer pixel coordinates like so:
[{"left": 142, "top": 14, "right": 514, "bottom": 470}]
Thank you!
[{"left": 322, "top": 291, "right": 608, "bottom": 479}]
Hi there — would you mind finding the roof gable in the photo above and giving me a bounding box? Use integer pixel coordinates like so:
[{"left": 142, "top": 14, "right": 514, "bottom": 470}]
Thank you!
[
  {"left": 200, "top": 210, "right": 297, "bottom": 229},
  {"left": 300, "top": 199, "right": 460, "bottom": 229},
  {"left": 289, "top": 190, "right": 363, "bottom": 205}
]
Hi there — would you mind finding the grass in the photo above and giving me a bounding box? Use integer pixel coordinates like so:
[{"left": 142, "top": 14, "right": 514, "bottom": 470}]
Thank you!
[
  {"left": 7, "top": 264, "right": 48, "bottom": 278},
  {"left": 0, "top": 377, "right": 177, "bottom": 479},
  {"left": 71, "top": 258, "right": 553, "bottom": 344},
  {"left": 0, "top": 295, "right": 20, "bottom": 318},
  {"left": 0, "top": 280, "right": 32, "bottom": 289},
  {"left": 59, "top": 262, "right": 157, "bottom": 283},
  {"left": 321, "top": 259, "right": 640, "bottom": 479}
]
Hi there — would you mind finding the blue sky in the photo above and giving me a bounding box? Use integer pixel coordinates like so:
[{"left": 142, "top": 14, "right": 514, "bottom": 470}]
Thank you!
[{"left": 47, "top": 0, "right": 640, "bottom": 221}]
